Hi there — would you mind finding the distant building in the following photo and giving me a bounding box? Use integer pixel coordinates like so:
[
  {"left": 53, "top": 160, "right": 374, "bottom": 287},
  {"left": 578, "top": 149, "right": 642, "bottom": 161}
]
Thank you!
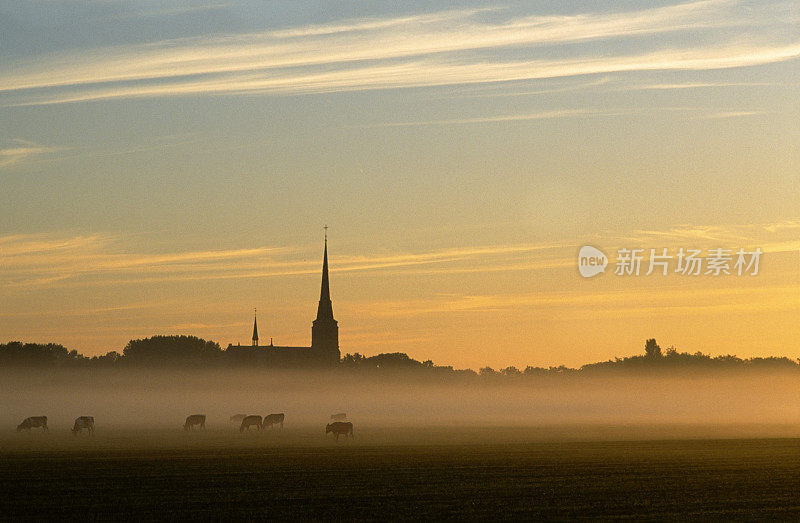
[{"left": 227, "top": 234, "right": 340, "bottom": 365}]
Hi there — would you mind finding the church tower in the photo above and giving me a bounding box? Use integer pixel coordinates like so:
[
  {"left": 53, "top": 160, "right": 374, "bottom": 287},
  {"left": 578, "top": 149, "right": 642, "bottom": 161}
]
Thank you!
[{"left": 311, "top": 230, "right": 340, "bottom": 362}]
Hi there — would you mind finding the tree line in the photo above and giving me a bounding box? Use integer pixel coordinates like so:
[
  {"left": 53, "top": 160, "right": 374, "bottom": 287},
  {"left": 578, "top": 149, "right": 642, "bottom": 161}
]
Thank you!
[{"left": 0, "top": 337, "right": 798, "bottom": 374}]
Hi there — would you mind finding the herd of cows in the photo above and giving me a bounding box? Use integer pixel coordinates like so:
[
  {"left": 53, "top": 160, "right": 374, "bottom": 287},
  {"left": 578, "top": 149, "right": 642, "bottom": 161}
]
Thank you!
[
  {"left": 224, "top": 413, "right": 286, "bottom": 431},
  {"left": 16, "top": 416, "right": 95, "bottom": 435},
  {"left": 16, "top": 413, "right": 355, "bottom": 440}
]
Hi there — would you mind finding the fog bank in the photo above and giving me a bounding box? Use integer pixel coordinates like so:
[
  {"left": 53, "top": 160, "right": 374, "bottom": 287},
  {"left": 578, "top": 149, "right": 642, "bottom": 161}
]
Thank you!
[{"left": 3, "top": 368, "right": 798, "bottom": 439}]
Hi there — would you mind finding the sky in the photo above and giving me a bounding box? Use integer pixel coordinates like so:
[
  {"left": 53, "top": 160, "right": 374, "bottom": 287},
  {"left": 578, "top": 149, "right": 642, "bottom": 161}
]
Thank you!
[{"left": 1, "top": 0, "right": 799, "bottom": 369}]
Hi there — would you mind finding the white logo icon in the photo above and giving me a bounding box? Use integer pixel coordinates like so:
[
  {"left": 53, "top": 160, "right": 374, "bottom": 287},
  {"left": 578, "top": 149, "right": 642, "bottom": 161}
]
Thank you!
[{"left": 578, "top": 246, "right": 607, "bottom": 278}]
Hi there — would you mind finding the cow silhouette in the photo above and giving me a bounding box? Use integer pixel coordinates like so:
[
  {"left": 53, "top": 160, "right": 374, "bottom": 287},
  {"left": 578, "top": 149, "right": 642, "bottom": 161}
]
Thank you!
[
  {"left": 262, "top": 413, "right": 284, "bottom": 429},
  {"left": 72, "top": 416, "right": 95, "bottom": 435},
  {"left": 230, "top": 414, "right": 247, "bottom": 425},
  {"left": 17, "top": 416, "right": 48, "bottom": 432},
  {"left": 184, "top": 414, "right": 206, "bottom": 430},
  {"left": 239, "top": 415, "right": 262, "bottom": 432},
  {"left": 326, "top": 421, "right": 353, "bottom": 440}
]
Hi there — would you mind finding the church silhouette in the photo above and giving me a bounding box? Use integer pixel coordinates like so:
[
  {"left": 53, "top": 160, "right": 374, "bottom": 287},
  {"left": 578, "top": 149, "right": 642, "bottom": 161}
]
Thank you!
[{"left": 227, "top": 234, "right": 340, "bottom": 365}]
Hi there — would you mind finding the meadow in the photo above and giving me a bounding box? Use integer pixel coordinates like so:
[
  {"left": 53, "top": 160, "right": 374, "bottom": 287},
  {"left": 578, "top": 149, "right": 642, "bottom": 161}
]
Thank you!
[
  {"left": 5, "top": 367, "right": 800, "bottom": 518},
  {"left": 3, "top": 427, "right": 800, "bottom": 519}
]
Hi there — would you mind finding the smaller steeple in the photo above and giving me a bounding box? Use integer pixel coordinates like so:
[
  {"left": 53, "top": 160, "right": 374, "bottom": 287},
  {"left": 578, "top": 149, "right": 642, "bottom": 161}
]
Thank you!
[{"left": 252, "top": 308, "right": 259, "bottom": 347}]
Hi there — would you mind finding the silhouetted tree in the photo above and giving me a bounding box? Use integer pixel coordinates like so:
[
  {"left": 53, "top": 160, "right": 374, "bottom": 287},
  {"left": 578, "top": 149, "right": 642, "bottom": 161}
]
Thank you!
[
  {"left": 4, "top": 336, "right": 800, "bottom": 377},
  {"left": 123, "top": 335, "right": 221, "bottom": 366},
  {"left": 0, "top": 341, "right": 88, "bottom": 367},
  {"left": 341, "top": 352, "right": 366, "bottom": 367},
  {"left": 747, "top": 356, "right": 797, "bottom": 369},
  {"left": 90, "top": 351, "right": 122, "bottom": 366},
  {"left": 548, "top": 365, "right": 577, "bottom": 374},
  {"left": 362, "top": 352, "right": 424, "bottom": 369},
  {"left": 644, "top": 338, "right": 662, "bottom": 358},
  {"left": 524, "top": 366, "right": 548, "bottom": 376}
]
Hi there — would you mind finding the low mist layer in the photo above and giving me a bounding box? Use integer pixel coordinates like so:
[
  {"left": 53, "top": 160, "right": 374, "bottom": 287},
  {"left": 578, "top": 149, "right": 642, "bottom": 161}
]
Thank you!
[{"left": 4, "top": 368, "right": 800, "bottom": 447}]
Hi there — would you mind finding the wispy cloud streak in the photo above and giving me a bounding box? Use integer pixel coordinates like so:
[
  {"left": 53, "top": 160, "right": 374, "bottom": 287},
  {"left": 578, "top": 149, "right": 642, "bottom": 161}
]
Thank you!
[
  {"left": 356, "top": 109, "right": 618, "bottom": 128},
  {"left": 694, "top": 110, "right": 767, "bottom": 119},
  {"left": 357, "top": 284, "right": 800, "bottom": 318},
  {"left": 354, "top": 106, "right": 772, "bottom": 127},
  {"left": 3, "top": 222, "right": 798, "bottom": 290},
  {"left": 1, "top": 1, "right": 797, "bottom": 105},
  {"left": 0, "top": 140, "right": 65, "bottom": 167},
  {"left": 0, "top": 233, "right": 567, "bottom": 288}
]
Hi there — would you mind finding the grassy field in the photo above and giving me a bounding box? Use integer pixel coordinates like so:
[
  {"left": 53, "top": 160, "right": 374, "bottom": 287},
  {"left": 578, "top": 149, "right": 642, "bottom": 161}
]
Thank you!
[{"left": 2, "top": 428, "right": 800, "bottom": 519}]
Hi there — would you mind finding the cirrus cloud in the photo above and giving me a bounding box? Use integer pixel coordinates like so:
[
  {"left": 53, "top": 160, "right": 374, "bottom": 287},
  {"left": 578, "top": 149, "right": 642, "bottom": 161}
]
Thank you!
[{"left": 1, "top": 1, "right": 797, "bottom": 106}]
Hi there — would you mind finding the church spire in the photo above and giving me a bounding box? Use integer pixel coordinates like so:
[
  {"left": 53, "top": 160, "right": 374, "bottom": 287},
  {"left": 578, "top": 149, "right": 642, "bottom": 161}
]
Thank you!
[
  {"left": 316, "top": 227, "right": 334, "bottom": 321},
  {"left": 312, "top": 226, "right": 339, "bottom": 362},
  {"left": 320, "top": 228, "right": 330, "bottom": 300},
  {"left": 252, "top": 308, "right": 259, "bottom": 347}
]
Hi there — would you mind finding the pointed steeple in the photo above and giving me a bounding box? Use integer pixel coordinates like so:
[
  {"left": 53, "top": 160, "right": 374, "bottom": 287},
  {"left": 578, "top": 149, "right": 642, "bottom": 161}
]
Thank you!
[
  {"left": 312, "top": 227, "right": 339, "bottom": 362},
  {"left": 316, "top": 228, "right": 334, "bottom": 321},
  {"left": 252, "top": 308, "right": 259, "bottom": 347}
]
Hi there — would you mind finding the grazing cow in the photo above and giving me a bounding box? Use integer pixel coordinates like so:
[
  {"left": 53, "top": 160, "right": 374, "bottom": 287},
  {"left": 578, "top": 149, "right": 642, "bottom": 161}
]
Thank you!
[
  {"left": 326, "top": 422, "right": 354, "bottom": 440},
  {"left": 17, "top": 416, "right": 48, "bottom": 432},
  {"left": 262, "top": 413, "right": 285, "bottom": 429},
  {"left": 330, "top": 413, "right": 347, "bottom": 422},
  {"left": 230, "top": 414, "right": 247, "bottom": 425},
  {"left": 72, "top": 416, "right": 95, "bottom": 435},
  {"left": 239, "top": 415, "right": 262, "bottom": 432},
  {"left": 184, "top": 414, "right": 206, "bottom": 430}
]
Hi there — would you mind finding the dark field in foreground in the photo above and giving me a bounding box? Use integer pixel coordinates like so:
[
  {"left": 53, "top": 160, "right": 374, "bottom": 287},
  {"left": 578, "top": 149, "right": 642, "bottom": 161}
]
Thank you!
[{"left": 3, "top": 431, "right": 800, "bottom": 519}]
